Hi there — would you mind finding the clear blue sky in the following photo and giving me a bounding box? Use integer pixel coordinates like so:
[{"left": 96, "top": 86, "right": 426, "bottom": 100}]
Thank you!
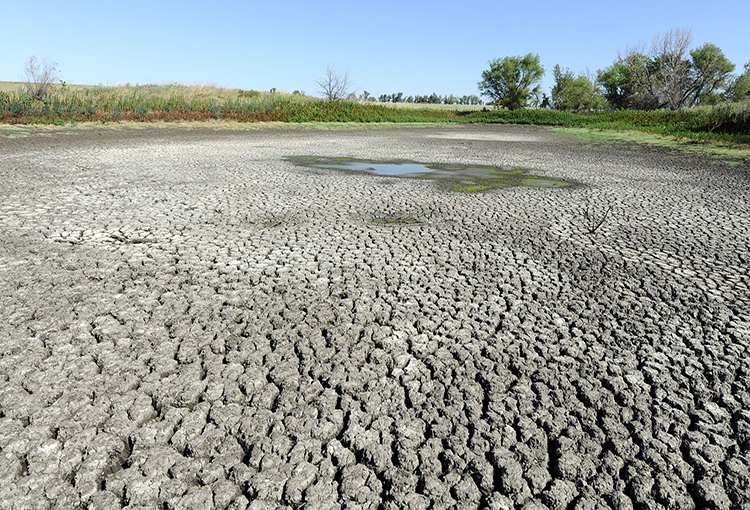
[{"left": 1, "top": 0, "right": 748, "bottom": 98}]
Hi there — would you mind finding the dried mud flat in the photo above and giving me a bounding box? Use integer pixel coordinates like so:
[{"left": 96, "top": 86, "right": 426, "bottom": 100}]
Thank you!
[{"left": 0, "top": 124, "right": 749, "bottom": 510}]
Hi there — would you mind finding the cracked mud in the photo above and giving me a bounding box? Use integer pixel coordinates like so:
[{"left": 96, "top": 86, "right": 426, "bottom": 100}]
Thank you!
[{"left": 1, "top": 125, "right": 749, "bottom": 509}]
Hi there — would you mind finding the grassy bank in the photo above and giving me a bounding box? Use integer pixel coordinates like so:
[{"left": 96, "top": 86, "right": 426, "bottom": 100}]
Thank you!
[
  {"left": 0, "top": 82, "right": 455, "bottom": 124},
  {"left": 0, "top": 82, "right": 748, "bottom": 149},
  {"left": 463, "top": 106, "right": 750, "bottom": 145}
]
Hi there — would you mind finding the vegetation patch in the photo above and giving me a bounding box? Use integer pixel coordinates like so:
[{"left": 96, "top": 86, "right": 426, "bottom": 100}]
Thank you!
[
  {"left": 447, "top": 183, "right": 492, "bottom": 192},
  {"left": 554, "top": 127, "right": 750, "bottom": 165},
  {"left": 0, "top": 83, "right": 457, "bottom": 126},
  {"left": 261, "top": 213, "right": 290, "bottom": 228},
  {"left": 1, "top": 76, "right": 747, "bottom": 154}
]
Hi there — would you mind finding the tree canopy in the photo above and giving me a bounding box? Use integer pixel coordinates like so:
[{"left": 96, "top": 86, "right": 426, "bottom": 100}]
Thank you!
[
  {"left": 597, "top": 29, "right": 735, "bottom": 110},
  {"left": 726, "top": 61, "right": 750, "bottom": 103},
  {"left": 551, "top": 66, "right": 605, "bottom": 112},
  {"left": 478, "top": 54, "right": 544, "bottom": 110}
]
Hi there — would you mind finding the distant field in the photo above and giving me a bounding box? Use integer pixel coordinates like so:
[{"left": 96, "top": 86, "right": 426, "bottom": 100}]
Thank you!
[
  {"left": 0, "top": 80, "right": 93, "bottom": 93},
  {"left": 0, "top": 80, "right": 255, "bottom": 98},
  {"left": 0, "top": 81, "right": 22, "bottom": 92}
]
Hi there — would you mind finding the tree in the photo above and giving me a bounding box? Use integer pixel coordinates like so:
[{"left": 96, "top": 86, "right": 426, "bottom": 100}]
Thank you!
[
  {"left": 606, "top": 28, "right": 735, "bottom": 110},
  {"left": 597, "top": 60, "right": 638, "bottom": 110},
  {"left": 551, "top": 65, "right": 605, "bottom": 112},
  {"left": 478, "top": 54, "right": 544, "bottom": 110},
  {"left": 689, "top": 43, "right": 735, "bottom": 105},
  {"left": 726, "top": 61, "right": 750, "bottom": 102},
  {"left": 22, "top": 55, "right": 60, "bottom": 100},
  {"left": 315, "top": 63, "right": 353, "bottom": 101},
  {"left": 643, "top": 27, "right": 694, "bottom": 110}
]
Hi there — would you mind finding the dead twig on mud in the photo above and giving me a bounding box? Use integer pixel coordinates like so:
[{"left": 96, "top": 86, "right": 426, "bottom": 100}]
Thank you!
[
  {"left": 576, "top": 200, "right": 614, "bottom": 241},
  {"left": 583, "top": 204, "right": 612, "bottom": 235}
]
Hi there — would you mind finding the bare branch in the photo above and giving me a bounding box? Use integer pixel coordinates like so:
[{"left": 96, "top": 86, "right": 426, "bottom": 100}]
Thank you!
[
  {"left": 315, "top": 64, "right": 353, "bottom": 101},
  {"left": 619, "top": 27, "right": 695, "bottom": 110},
  {"left": 584, "top": 204, "right": 613, "bottom": 235},
  {"left": 577, "top": 200, "right": 613, "bottom": 240},
  {"left": 22, "top": 55, "right": 60, "bottom": 100}
]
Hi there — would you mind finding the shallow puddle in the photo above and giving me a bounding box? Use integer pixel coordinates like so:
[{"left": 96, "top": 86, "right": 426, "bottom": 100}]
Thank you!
[
  {"left": 317, "top": 162, "right": 436, "bottom": 176},
  {"left": 289, "top": 157, "right": 570, "bottom": 191}
]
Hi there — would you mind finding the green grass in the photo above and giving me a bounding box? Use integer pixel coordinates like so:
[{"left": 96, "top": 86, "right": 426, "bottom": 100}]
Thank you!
[
  {"left": 376, "top": 102, "right": 486, "bottom": 114},
  {"left": 271, "top": 100, "right": 455, "bottom": 122},
  {"left": 464, "top": 106, "right": 750, "bottom": 144},
  {"left": 554, "top": 127, "right": 750, "bottom": 164}
]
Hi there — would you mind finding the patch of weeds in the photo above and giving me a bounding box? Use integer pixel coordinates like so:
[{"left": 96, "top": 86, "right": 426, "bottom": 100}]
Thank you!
[
  {"left": 261, "top": 213, "right": 288, "bottom": 227},
  {"left": 447, "top": 183, "right": 492, "bottom": 192}
]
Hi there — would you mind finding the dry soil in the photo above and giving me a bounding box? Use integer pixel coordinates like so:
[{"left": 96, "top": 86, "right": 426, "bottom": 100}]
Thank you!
[{"left": 0, "top": 124, "right": 749, "bottom": 509}]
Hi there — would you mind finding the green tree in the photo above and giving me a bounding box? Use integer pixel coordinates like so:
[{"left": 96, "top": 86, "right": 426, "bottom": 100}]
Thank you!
[
  {"left": 689, "top": 43, "right": 735, "bottom": 105},
  {"left": 551, "top": 65, "right": 605, "bottom": 112},
  {"left": 599, "top": 28, "right": 735, "bottom": 110},
  {"left": 726, "top": 61, "right": 750, "bottom": 102},
  {"left": 478, "top": 54, "right": 544, "bottom": 110},
  {"left": 597, "top": 60, "right": 639, "bottom": 110}
]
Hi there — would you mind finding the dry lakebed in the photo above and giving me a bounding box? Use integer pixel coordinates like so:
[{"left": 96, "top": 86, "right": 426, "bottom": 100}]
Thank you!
[{"left": 0, "top": 124, "right": 749, "bottom": 509}]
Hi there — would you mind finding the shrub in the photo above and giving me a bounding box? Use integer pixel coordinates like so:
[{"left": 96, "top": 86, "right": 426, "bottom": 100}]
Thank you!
[
  {"left": 238, "top": 89, "right": 261, "bottom": 99},
  {"left": 22, "top": 56, "right": 60, "bottom": 100}
]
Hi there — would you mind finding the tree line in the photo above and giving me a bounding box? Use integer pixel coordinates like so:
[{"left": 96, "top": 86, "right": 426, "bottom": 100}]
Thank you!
[
  {"left": 320, "top": 28, "right": 748, "bottom": 112},
  {"left": 359, "top": 91, "right": 484, "bottom": 105},
  {"left": 479, "top": 28, "right": 749, "bottom": 112}
]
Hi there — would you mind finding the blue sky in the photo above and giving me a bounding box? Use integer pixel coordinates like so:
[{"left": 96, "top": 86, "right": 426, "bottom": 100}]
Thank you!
[{"left": 1, "top": 0, "right": 748, "bottom": 98}]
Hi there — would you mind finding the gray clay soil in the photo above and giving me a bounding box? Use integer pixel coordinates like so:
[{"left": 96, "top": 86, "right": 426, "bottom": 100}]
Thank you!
[{"left": 0, "top": 124, "right": 749, "bottom": 509}]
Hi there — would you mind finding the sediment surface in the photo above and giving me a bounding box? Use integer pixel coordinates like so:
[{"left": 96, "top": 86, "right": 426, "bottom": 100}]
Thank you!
[{"left": 1, "top": 124, "right": 749, "bottom": 509}]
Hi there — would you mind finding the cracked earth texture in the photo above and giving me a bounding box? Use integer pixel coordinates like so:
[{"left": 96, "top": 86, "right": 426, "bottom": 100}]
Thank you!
[{"left": 0, "top": 125, "right": 749, "bottom": 510}]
